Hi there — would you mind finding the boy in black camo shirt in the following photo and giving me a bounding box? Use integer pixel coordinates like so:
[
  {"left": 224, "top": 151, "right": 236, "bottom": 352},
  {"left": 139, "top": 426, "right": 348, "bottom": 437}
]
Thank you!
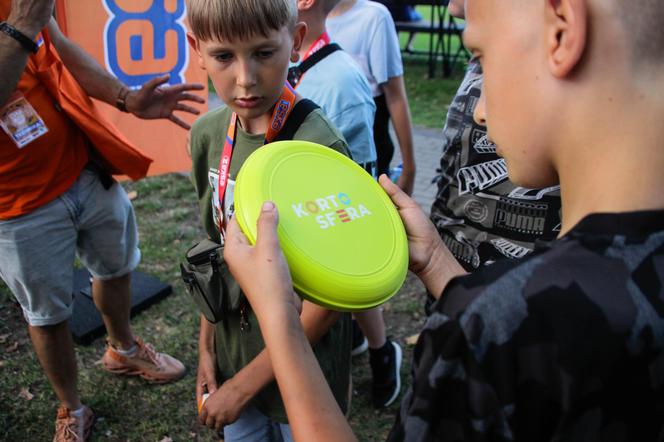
[{"left": 222, "top": 0, "right": 664, "bottom": 440}]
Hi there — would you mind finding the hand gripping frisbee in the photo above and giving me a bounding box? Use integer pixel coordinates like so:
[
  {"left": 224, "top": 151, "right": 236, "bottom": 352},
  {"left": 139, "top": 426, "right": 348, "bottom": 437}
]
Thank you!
[{"left": 234, "top": 141, "right": 408, "bottom": 312}]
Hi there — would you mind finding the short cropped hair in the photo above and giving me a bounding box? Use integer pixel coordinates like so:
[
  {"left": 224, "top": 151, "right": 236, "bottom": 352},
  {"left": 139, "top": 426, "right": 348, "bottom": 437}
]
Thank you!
[
  {"left": 615, "top": 0, "right": 664, "bottom": 65},
  {"left": 187, "top": 0, "right": 298, "bottom": 42}
]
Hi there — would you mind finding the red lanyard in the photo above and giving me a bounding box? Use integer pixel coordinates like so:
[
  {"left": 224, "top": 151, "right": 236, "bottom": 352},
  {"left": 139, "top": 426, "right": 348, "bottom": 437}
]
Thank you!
[
  {"left": 302, "top": 32, "right": 331, "bottom": 62},
  {"left": 290, "top": 32, "right": 331, "bottom": 91},
  {"left": 216, "top": 82, "right": 297, "bottom": 235}
]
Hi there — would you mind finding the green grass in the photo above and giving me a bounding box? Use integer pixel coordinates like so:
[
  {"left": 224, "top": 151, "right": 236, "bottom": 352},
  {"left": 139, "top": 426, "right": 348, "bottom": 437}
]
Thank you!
[
  {"left": 403, "top": 57, "right": 464, "bottom": 129},
  {"left": 398, "top": 6, "right": 469, "bottom": 128},
  {"left": 0, "top": 175, "right": 208, "bottom": 442},
  {"left": 0, "top": 41, "right": 463, "bottom": 441}
]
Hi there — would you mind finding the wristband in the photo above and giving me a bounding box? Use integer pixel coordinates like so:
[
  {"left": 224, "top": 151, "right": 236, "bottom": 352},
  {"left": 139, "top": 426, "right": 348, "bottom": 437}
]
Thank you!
[
  {"left": 116, "top": 87, "right": 130, "bottom": 113},
  {"left": 0, "top": 22, "right": 38, "bottom": 54}
]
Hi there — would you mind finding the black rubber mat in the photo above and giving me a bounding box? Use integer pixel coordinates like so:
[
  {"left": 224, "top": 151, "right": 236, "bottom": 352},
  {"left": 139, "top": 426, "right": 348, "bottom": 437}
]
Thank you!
[{"left": 69, "top": 269, "right": 172, "bottom": 344}]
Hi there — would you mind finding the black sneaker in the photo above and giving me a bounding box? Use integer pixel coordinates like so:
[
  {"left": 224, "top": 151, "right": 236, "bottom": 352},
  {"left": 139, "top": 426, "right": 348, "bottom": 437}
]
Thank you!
[
  {"left": 369, "top": 340, "right": 402, "bottom": 408},
  {"left": 351, "top": 320, "right": 368, "bottom": 356}
]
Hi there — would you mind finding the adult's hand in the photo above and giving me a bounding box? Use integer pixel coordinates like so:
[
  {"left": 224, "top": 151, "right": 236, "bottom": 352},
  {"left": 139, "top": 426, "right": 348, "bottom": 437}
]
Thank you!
[
  {"left": 125, "top": 74, "right": 205, "bottom": 130},
  {"left": 6, "top": 0, "right": 55, "bottom": 37},
  {"left": 379, "top": 174, "right": 466, "bottom": 297},
  {"left": 224, "top": 202, "right": 301, "bottom": 320}
]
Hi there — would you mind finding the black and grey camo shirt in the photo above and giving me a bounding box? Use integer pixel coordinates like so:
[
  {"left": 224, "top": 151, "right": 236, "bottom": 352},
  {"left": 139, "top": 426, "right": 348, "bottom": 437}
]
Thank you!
[{"left": 390, "top": 210, "right": 664, "bottom": 441}]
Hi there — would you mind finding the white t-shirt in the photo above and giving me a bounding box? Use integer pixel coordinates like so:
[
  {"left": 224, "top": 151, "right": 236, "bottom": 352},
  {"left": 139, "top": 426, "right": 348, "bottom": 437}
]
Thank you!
[
  {"left": 296, "top": 49, "right": 377, "bottom": 165},
  {"left": 327, "top": 0, "right": 404, "bottom": 97}
]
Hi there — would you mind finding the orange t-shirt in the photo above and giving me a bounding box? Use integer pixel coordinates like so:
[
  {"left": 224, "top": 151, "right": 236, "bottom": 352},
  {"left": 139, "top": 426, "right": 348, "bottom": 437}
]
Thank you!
[
  {"left": 0, "top": 19, "right": 88, "bottom": 219},
  {"left": 0, "top": 4, "right": 153, "bottom": 219}
]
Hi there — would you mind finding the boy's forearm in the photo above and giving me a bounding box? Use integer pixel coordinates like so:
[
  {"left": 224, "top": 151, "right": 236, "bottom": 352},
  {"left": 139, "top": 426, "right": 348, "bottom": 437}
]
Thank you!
[
  {"left": 221, "top": 205, "right": 355, "bottom": 439},
  {"left": 199, "top": 314, "right": 216, "bottom": 355},
  {"left": 258, "top": 302, "right": 357, "bottom": 442},
  {"left": 228, "top": 301, "right": 342, "bottom": 400}
]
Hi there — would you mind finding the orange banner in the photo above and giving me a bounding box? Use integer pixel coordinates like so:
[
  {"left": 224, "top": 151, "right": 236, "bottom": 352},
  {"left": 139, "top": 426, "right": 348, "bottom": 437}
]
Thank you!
[{"left": 55, "top": 0, "right": 208, "bottom": 175}]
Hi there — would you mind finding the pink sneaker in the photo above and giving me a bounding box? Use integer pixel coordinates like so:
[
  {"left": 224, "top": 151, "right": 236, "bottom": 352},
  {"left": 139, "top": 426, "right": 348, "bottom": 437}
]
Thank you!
[
  {"left": 53, "top": 405, "right": 94, "bottom": 442},
  {"left": 101, "top": 337, "right": 185, "bottom": 383}
]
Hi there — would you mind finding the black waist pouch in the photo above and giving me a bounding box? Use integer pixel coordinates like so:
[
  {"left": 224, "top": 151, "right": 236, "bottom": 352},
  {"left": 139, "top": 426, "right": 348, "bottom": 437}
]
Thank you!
[{"left": 180, "top": 239, "right": 242, "bottom": 323}]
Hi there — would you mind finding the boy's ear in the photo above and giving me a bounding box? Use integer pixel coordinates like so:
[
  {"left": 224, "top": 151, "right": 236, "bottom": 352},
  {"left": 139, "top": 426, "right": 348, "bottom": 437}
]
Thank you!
[
  {"left": 187, "top": 32, "right": 206, "bottom": 70},
  {"left": 297, "top": 0, "right": 315, "bottom": 11},
  {"left": 291, "top": 22, "right": 308, "bottom": 63},
  {"left": 545, "top": 0, "right": 588, "bottom": 78}
]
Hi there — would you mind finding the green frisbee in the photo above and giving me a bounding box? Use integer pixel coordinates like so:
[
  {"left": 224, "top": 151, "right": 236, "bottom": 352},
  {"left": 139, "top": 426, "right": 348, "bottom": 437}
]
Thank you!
[{"left": 234, "top": 141, "right": 408, "bottom": 312}]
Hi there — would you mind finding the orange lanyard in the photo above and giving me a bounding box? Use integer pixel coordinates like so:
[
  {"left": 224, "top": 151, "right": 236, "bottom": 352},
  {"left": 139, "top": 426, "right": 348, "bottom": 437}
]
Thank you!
[{"left": 216, "top": 82, "right": 297, "bottom": 235}]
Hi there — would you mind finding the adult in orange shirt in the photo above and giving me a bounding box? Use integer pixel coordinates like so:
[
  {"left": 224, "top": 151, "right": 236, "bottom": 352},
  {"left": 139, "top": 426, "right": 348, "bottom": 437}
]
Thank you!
[{"left": 0, "top": 1, "right": 204, "bottom": 441}]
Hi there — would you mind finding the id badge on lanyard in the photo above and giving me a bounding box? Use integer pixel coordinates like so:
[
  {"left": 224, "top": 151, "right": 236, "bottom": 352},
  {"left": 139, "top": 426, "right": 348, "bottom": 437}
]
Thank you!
[
  {"left": 1, "top": 32, "right": 48, "bottom": 148},
  {"left": 0, "top": 91, "right": 49, "bottom": 148},
  {"left": 215, "top": 82, "right": 298, "bottom": 238}
]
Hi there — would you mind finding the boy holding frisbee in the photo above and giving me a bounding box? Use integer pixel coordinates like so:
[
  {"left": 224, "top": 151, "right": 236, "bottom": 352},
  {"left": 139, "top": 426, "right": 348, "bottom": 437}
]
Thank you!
[
  {"left": 186, "top": 0, "right": 352, "bottom": 439},
  {"left": 224, "top": 0, "right": 664, "bottom": 440}
]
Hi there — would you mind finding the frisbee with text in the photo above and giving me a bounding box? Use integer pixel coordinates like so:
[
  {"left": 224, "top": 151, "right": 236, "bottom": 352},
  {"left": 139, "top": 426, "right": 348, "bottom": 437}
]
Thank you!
[{"left": 234, "top": 141, "right": 408, "bottom": 311}]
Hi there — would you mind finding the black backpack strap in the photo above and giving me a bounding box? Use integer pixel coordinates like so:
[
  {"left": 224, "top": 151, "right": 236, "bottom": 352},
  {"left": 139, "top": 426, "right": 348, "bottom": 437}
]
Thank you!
[
  {"left": 273, "top": 99, "right": 320, "bottom": 143},
  {"left": 287, "top": 43, "right": 342, "bottom": 88}
]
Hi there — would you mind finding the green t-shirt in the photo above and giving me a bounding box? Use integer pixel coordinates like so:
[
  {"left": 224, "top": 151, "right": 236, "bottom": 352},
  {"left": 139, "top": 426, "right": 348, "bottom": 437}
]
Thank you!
[{"left": 189, "top": 104, "right": 352, "bottom": 423}]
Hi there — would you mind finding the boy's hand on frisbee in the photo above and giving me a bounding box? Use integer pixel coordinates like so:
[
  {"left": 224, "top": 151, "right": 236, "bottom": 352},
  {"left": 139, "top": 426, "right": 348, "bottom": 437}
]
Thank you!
[
  {"left": 225, "top": 202, "right": 301, "bottom": 318},
  {"left": 379, "top": 175, "right": 441, "bottom": 275},
  {"left": 379, "top": 175, "right": 467, "bottom": 298}
]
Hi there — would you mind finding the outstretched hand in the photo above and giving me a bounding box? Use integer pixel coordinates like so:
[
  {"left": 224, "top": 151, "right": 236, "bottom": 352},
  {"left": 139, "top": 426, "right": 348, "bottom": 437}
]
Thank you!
[
  {"left": 126, "top": 74, "right": 205, "bottom": 129},
  {"left": 224, "top": 202, "right": 302, "bottom": 319}
]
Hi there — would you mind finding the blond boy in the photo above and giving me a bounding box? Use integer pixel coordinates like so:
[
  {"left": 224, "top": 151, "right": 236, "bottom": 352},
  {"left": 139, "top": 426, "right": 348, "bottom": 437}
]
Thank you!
[
  {"left": 224, "top": 0, "right": 664, "bottom": 440},
  {"left": 186, "top": 0, "right": 352, "bottom": 440}
]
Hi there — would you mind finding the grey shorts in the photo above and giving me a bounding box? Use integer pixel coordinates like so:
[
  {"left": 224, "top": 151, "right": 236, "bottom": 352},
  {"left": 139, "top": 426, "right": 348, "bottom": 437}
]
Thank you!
[{"left": 0, "top": 168, "right": 140, "bottom": 326}]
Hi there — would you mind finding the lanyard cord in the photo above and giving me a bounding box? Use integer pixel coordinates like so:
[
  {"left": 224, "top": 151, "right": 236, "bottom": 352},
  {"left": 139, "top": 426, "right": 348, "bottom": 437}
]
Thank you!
[
  {"left": 302, "top": 32, "right": 330, "bottom": 61},
  {"left": 216, "top": 82, "right": 298, "bottom": 236}
]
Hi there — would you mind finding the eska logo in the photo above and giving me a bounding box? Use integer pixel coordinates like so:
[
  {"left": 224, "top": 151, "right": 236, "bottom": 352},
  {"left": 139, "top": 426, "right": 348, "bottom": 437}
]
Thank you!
[{"left": 103, "top": 0, "right": 188, "bottom": 88}]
